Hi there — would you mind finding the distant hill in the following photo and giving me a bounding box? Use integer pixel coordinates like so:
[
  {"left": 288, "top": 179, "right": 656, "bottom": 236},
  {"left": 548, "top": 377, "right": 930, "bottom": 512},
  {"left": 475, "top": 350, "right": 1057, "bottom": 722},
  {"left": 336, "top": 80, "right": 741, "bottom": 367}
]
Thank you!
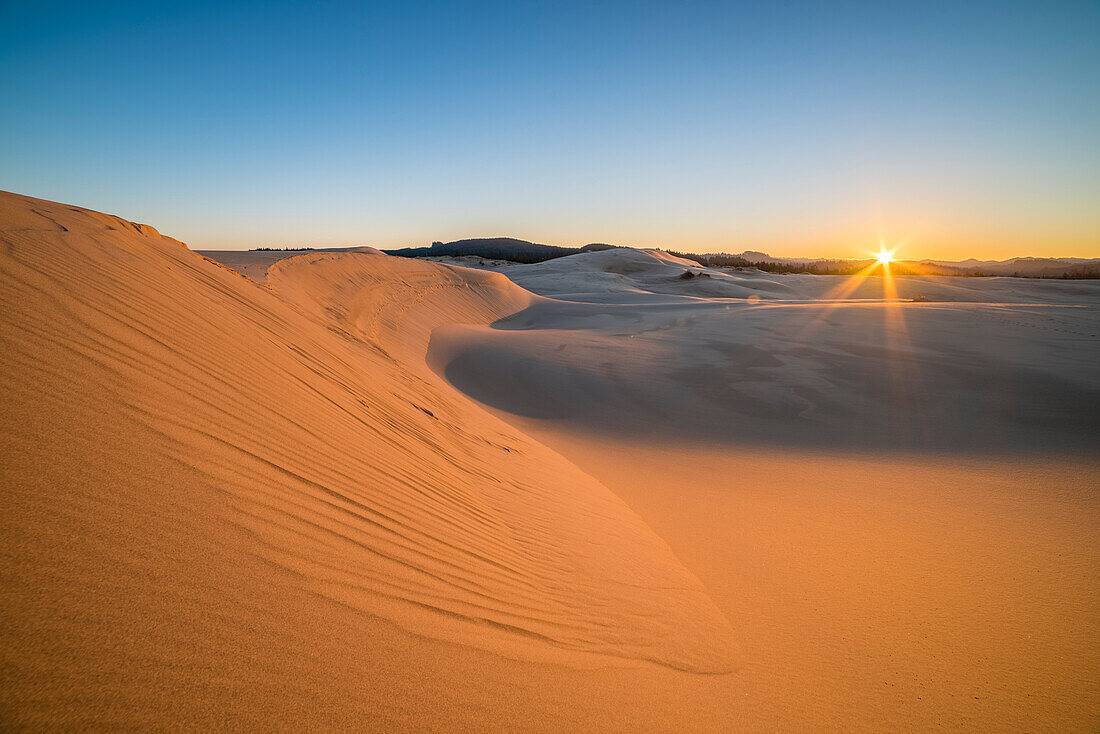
[
  {"left": 920, "top": 256, "right": 1100, "bottom": 278},
  {"left": 385, "top": 238, "right": 621, "bottom": 264}
]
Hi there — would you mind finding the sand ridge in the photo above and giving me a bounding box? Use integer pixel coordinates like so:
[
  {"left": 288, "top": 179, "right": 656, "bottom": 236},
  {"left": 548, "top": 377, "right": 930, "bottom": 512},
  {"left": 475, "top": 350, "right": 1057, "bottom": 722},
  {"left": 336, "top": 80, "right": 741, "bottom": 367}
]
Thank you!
[{"left": 1, "top": 192, "right": 745, "bottom": 728}]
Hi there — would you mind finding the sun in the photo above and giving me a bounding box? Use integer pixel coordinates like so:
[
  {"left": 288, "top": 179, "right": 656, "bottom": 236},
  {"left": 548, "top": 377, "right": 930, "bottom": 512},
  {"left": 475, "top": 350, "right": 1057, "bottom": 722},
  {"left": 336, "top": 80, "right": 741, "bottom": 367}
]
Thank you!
[{"left": 875, "top": 247, "right": 894, "bottom": 266}]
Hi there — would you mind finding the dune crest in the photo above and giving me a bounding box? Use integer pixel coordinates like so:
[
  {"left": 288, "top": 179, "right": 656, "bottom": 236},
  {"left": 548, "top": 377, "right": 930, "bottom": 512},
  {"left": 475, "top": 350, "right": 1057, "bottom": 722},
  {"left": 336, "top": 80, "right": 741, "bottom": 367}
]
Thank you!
[{"left": 0, "top": 190, "right": 739, "bottom": 701}]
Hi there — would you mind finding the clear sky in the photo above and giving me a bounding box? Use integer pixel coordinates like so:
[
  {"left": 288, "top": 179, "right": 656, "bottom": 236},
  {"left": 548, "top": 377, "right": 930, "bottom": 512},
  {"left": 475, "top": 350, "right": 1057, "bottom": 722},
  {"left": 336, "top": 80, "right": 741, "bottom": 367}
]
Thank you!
[{"left": 2, "top": 1, "right": 1097, "bottom": 259}]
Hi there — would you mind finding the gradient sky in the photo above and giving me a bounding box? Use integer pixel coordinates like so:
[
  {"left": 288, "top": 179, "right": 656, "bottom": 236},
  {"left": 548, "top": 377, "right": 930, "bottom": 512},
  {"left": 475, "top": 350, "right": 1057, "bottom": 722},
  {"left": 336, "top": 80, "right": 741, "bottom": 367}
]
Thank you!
[{"left": 2, "top": 1, "right": 1098, "bottom": 259}]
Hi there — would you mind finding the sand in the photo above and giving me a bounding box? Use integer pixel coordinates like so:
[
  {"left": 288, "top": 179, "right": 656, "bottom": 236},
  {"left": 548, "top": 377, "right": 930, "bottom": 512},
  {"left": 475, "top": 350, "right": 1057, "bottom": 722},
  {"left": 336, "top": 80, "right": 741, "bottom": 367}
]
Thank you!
[
  {"left": 425, "top": 248, "right": 1100, "bottom": 730},
  {"left": 2, "top": 192, "right": 1098, "bottom": 730}
]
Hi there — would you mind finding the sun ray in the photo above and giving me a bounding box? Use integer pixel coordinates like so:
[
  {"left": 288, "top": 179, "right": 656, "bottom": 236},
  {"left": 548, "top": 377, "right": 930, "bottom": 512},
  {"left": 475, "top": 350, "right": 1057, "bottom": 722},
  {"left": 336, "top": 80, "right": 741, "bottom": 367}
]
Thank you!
[
  {"left": 796, "top": 240, "right": 907, "bottom": 343},
  {"left": 795, "top": 260, "right": 881, "bottom": 339}
]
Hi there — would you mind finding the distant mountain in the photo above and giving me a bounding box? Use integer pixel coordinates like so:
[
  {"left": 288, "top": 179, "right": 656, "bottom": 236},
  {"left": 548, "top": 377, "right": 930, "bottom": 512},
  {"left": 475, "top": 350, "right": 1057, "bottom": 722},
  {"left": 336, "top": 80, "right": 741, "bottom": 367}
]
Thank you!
[
  {"left": 708, "top": 250, "right": 824, "bottom": 265},
  {"left": 920, "top": 257, "right": 1100, "bottom": 277}
]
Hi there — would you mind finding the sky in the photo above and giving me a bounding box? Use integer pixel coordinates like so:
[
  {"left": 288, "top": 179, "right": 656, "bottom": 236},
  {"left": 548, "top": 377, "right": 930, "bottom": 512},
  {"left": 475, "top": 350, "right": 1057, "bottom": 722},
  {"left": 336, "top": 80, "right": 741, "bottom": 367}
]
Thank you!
[{"left": 1, "top": 1, "right": 1098, "bottom": 259}]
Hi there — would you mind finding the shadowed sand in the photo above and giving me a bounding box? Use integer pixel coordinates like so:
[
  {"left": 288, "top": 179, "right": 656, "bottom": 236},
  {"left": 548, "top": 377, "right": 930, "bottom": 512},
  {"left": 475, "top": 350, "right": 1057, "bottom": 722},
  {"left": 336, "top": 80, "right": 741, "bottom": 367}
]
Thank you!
[
  {"left": 427, "top": 248, "right": 1100, "bottom": 731},
  {"left": 2, "top": 192, "right": 1098, "bottom": 731},
  {"left": 430, "top": 249, "right": 1100, "bottom": 453}
]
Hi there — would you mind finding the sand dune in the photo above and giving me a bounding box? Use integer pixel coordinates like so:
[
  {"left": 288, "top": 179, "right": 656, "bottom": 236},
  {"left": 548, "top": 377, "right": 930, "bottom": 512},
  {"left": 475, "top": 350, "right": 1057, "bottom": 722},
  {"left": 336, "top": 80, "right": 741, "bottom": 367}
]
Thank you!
[
  {"left": 432, "top": 245, "right": 1100, "bottom": 304},
  {"left": 1, "top": 192, "right": 741, "bottom": 730},
  {"left": 194, "top": 245, "right": 383, "bottom": 283},
  {"left": 429, "top": 248, "right": 1100, "bottom": 453}
]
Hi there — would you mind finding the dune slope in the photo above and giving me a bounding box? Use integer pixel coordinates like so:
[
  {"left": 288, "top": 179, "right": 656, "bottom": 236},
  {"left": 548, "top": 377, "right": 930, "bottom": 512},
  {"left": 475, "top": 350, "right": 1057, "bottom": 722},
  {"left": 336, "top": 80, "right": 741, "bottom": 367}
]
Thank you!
[{"left": 0, "top": 192, "right": 738, "bottom": 728}]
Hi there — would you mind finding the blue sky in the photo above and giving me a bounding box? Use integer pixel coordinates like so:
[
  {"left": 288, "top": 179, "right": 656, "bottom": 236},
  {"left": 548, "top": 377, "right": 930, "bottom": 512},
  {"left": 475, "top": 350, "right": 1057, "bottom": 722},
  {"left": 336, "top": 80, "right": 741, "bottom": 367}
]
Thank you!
[{"left": 1, "top": 1, "right": 1097, "bottom": 258}]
